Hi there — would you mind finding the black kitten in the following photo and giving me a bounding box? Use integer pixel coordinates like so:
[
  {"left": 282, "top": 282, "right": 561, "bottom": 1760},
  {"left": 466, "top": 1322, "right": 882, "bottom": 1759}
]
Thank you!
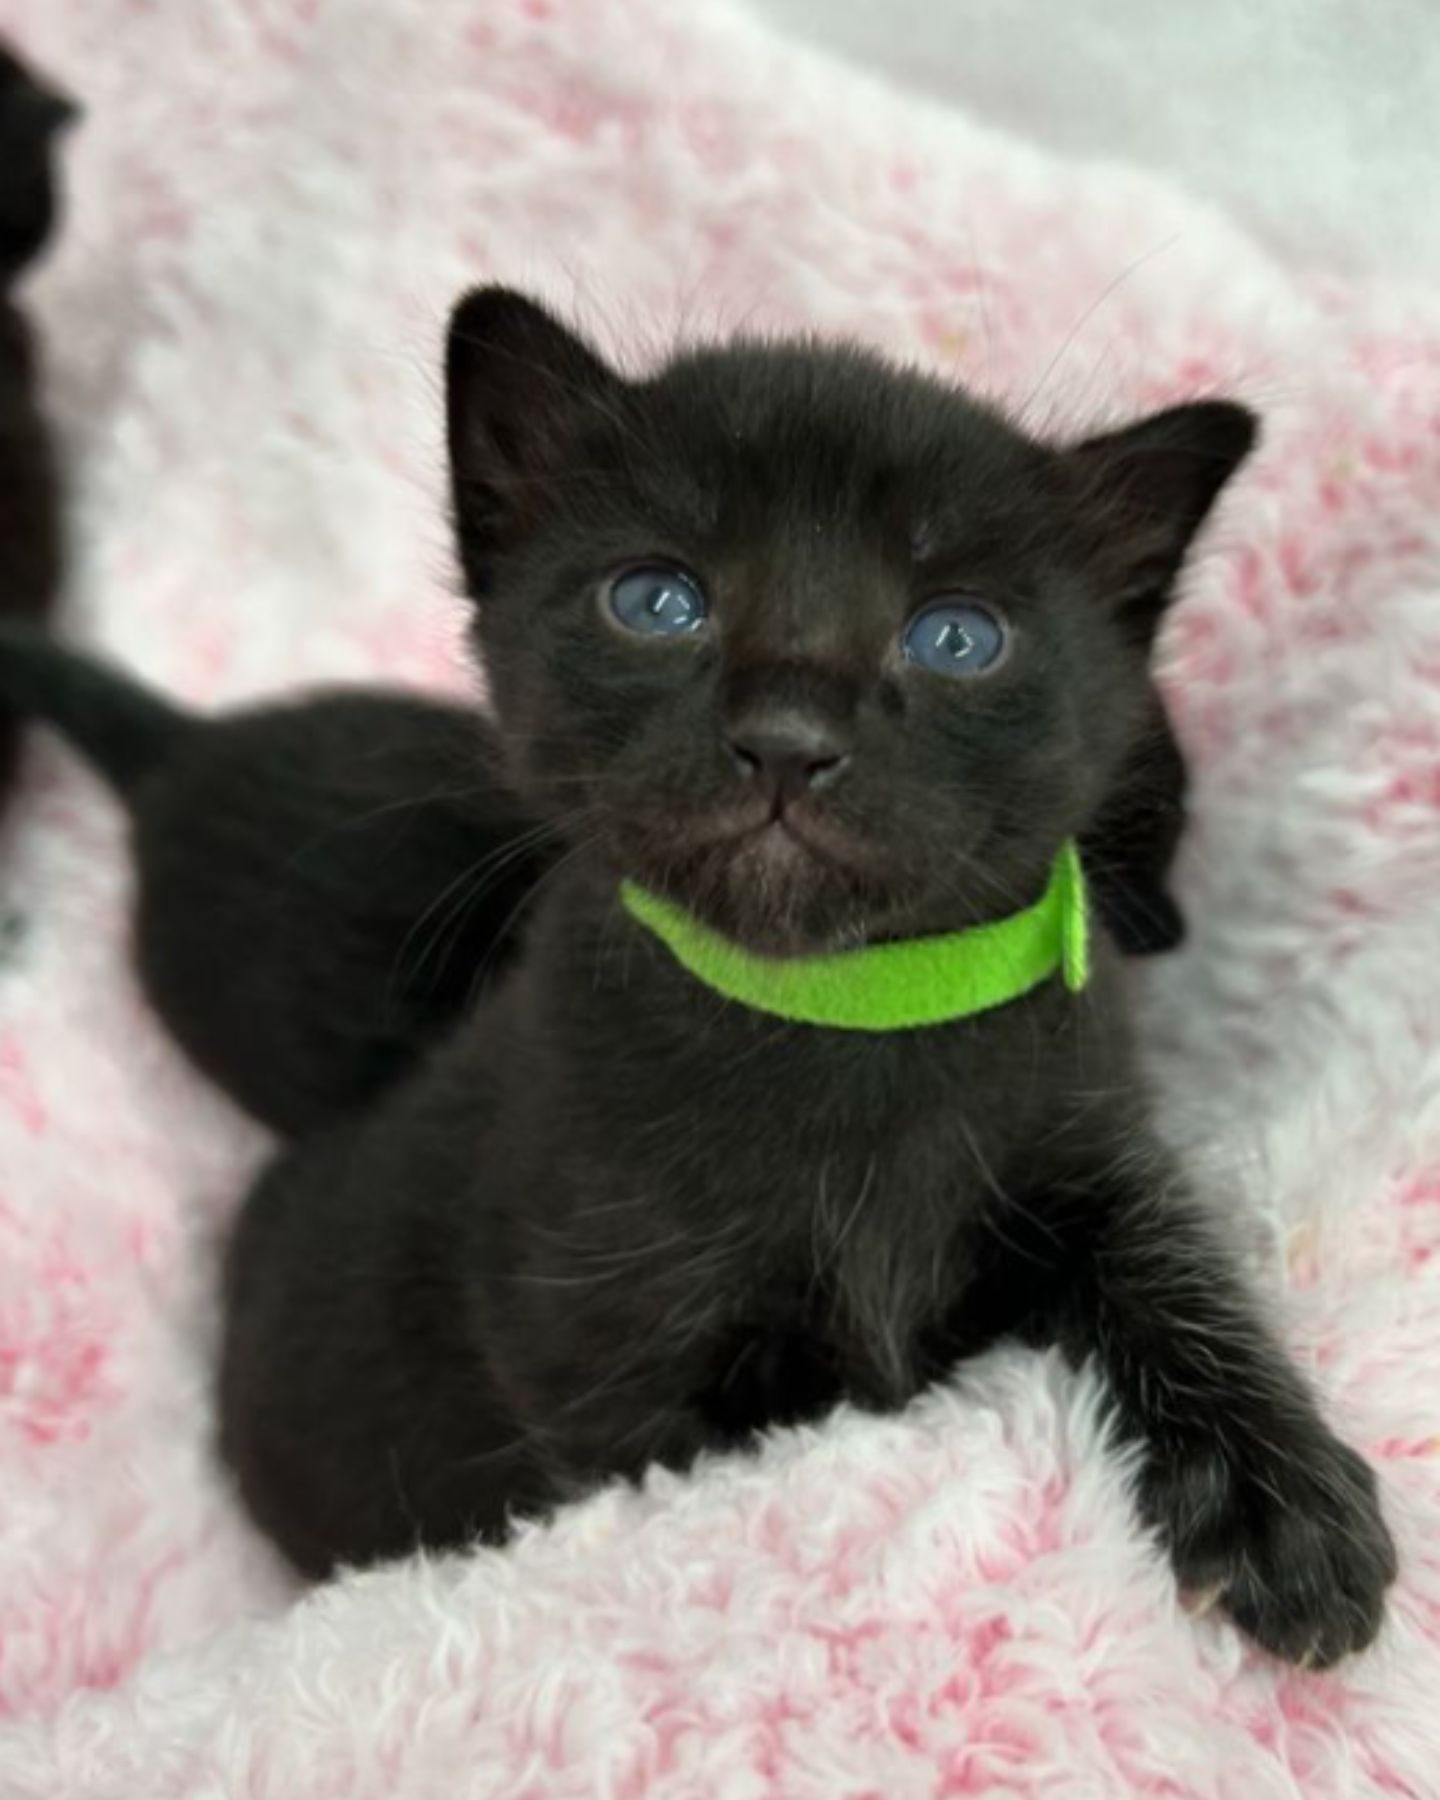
[
  {"left": 1, "top": 41, "right": 76, "bottom": 804},
  {"left": 0, "top": 643, "right": 546, "bottom": 1132},
  {"left": 0, "top": 291, "right": 1394, "bottom": 1665}
]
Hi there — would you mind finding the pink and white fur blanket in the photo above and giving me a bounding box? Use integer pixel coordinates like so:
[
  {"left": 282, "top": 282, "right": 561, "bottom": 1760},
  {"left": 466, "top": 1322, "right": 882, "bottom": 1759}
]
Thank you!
[{"left": 1, "top": 1, "right": 1438, "bottom": 1793}]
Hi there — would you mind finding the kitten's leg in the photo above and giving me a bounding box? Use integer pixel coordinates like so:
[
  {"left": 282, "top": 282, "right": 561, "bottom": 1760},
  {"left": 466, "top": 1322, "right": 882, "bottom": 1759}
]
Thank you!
[
  {"left": 1042, "top": 1152, "right": 1396, "bottom": 1665},
  {"left": 220, "top": 1108, "right": 728, "bottom": 1575}
]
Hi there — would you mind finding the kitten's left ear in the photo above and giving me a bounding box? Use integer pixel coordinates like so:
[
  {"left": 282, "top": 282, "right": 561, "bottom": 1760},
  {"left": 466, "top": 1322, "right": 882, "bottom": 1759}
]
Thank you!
[
  {"left": 1062, "top": 401, "right": 1258, "bottom": 645},
  {"left": 446, "top": 287, "right": 623, "bottom": 595}
]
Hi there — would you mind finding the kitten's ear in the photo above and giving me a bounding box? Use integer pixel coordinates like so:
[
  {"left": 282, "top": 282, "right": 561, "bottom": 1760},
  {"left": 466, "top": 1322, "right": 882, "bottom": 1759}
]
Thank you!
[
  {"left": 1062, "top": 401, "right": 1258, "bottom": 645},
  {"left": 0, "top": 46, "right": 79, "bottom": 134},
  {"left": 35, "top": 89, "right": 80, "bottom": 136},
  {"left": 446, "top": 287, "right": 622, "bottom": 591}
]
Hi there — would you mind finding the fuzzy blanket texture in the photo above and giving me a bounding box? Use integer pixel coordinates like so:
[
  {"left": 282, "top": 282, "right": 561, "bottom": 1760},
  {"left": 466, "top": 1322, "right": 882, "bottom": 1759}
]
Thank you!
[{"left": 0, "top": 1, "right": 1438, "bottom": 1794}]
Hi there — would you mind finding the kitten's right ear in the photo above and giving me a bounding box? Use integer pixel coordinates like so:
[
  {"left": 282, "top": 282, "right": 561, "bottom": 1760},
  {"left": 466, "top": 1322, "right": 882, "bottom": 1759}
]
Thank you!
[
  {"left": 446, "top": 287, "right": 622, "bottom": 592},
  {"left": 1061, "top": 400, "right": 1258, "bottom": 647}
]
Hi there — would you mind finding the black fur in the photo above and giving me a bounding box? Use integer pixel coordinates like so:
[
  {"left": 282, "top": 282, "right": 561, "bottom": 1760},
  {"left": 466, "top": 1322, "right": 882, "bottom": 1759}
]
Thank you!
[
  {"left": 0, "top": 290, "right": 1394, "bottom": 1664},
  {"left": 0, "top": 634, "right": 545, "bottom": 1133},
  {"left": 0, "top": 40, "right": 76, "bottom": 803}
]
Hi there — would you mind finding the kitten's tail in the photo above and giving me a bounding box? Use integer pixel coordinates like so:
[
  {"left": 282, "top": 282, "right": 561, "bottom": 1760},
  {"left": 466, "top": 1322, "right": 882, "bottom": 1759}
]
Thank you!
[{"left": 0, "top": 625, "right": 194, "bottom": 796}]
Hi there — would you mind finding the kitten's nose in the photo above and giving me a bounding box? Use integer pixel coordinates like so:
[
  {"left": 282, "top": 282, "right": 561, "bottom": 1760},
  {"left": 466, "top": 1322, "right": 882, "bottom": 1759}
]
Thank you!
[{"left": 724, "top": 711, "right": 851, "bottom": 806}]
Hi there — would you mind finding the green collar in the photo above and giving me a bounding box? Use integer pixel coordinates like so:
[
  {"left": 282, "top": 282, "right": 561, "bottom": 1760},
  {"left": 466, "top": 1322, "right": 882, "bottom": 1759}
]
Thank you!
[{"left": 620, "top": 841, "right": 1090, "bottom": 1032}]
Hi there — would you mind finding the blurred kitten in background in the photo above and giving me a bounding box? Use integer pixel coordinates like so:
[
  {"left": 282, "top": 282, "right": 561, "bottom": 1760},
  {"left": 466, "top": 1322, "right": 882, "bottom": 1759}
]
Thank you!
[{"left": 1, "top": 41, "right": 77, "bottom": 805}]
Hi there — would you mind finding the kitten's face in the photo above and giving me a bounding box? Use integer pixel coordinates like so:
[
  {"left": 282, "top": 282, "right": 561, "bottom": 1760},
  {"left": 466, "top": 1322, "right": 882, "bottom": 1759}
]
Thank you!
[{"left": 448, "top": 291, "right": 1254, "bottom": 954}]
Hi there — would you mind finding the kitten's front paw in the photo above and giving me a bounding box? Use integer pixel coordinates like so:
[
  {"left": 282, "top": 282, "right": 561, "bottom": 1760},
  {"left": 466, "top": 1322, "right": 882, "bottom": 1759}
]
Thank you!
[{"left": 1144, "top": 1427, "right": 1397, "bottom": 1667}]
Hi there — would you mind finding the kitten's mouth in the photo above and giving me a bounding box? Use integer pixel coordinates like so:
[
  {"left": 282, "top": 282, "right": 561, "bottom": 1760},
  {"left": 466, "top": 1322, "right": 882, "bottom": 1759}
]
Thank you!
[
  {"left": 610, "top": 785, "right": 912, "bottom": 954},
  {"left": 616, "top": 797, "right": 899, "bottom": 956},
  {"left": 706, "top": 799, "right": 872, "bottom": 877}
]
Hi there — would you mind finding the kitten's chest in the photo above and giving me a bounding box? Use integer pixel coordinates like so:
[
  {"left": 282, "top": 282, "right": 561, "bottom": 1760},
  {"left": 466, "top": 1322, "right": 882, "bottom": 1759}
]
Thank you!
[
  {"left": 661, "top": 1125, "right": 992, "bottom": 1433},
  {"left": 790, "top": 1112, "right": 1004, "bottom": 1401},
  {"left": 666, "top": 1027, "right": 1061, "bottom": 1403},
  {"left": 523, "top": 958, "right": 1122, "bottom": 1407}
]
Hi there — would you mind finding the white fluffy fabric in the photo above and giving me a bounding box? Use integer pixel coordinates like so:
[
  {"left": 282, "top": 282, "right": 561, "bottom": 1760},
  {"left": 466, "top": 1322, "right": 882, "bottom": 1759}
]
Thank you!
[
  {"left": 1, "top": 1, "right": 1438, "bottom": 1793},
  {"left": 750, "top": 0, "right": 1440, "bottom": 282}
]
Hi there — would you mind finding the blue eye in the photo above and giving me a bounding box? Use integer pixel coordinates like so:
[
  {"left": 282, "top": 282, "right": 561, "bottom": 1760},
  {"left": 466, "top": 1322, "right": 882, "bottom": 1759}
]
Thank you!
[
  {"left": 607, "top": 566, "right": 708, "bottom": 637},
  {"left": 902, "top": 600, "right": 1007, "bottom": 676}
]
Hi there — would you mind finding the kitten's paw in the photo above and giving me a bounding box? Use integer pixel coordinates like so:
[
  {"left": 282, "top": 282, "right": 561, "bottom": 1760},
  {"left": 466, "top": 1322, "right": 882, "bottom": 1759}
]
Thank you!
[{"left": 1145, "top": 1428, "right": 1397, "bottom": 1667}]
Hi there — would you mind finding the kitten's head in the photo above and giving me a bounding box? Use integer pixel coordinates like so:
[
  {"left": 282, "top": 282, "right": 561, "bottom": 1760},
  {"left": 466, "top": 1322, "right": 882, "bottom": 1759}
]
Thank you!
[
  {"left": 0, "top": 43, "right": 77, "bottom": 287},
  {"left": 447, "top": 287, "right": 1254, "bottom": 954}
]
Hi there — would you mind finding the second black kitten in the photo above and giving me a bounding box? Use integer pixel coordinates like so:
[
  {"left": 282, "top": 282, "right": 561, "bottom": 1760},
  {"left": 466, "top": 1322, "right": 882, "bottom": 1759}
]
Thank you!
[
  {"left": 1, "top": 40, "right": 76, "bottom": 805},
  {"left": 0, "top": 640, "right": 545, "bottom": 1133}
]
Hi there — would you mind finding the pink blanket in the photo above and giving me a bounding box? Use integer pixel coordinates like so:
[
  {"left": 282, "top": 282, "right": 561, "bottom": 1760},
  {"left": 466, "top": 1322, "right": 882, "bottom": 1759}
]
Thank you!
[{"left": 1, "top": 1, "right": 1438, "bottom": 1792}]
